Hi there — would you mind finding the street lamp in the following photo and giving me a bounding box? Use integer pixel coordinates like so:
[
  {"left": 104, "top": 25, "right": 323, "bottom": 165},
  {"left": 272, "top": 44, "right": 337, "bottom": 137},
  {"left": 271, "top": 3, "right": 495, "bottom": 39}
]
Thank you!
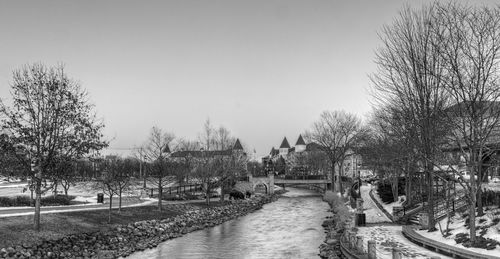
[{"left": 141, "top": 155, "right": 147, "bottom": 189}]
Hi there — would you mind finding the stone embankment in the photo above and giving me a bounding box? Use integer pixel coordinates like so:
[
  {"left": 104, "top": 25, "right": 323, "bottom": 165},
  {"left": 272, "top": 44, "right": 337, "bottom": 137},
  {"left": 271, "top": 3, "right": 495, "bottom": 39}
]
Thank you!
[
  {"left": 0, "top": 195, "right": 278, "bottom": 259},
  {"left": 319, "top": 217, "right": 344, "bottom": 259},
  {"left": 319, "top": 192, "right": 352, "bottom": 259}
]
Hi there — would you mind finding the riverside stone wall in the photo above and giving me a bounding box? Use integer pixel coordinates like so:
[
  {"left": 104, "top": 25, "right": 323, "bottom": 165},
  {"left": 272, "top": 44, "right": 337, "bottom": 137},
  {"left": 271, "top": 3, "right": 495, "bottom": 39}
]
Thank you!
[
  {"left": 0, "top": 195, "right": 277, "bottom": 259},
  {"left": 319, "top": 194, "right": 353, "bottom": 259}
]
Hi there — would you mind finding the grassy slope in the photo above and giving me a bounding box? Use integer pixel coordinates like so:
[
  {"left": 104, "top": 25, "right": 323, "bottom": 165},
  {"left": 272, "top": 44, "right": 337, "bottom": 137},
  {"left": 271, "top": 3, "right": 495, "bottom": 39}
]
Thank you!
[{"left": 0, "top": 205, "right": 186, "bottom": 248}]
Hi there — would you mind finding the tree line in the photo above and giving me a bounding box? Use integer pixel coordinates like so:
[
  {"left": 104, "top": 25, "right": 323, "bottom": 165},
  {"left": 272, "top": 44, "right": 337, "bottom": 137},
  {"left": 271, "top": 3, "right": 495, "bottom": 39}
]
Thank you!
[{"left": 366, "top": 2, "right": 500, "bottom": 244}]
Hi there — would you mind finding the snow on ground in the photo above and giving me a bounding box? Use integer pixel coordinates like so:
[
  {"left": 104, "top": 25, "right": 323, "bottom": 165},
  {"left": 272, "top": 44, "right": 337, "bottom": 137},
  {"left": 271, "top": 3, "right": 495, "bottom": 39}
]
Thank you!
[
  {"left": 416, "top": 206, "right": 500, "bottom": 257},
  {"left": 369, "top": 184, "right": 404, "bottom": 215},
  {"left": 360, "top": 184, "right": 391, "bottom": 223},
  {"left": 0, "top": 198, "right": 157, "bottom": 218},
  {"left": 484, "top": 182, "right": 500, "bottom": 192},
  {"left": 356, "top": 226, "right": 452, "bottom": 259}
]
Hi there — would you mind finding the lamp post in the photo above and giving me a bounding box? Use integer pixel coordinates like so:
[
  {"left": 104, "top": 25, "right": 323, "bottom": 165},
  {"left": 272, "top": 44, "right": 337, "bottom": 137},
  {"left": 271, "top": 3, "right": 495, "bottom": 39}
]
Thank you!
[{"left": 141, "top": 155, "right": 147, "bottom": 189}]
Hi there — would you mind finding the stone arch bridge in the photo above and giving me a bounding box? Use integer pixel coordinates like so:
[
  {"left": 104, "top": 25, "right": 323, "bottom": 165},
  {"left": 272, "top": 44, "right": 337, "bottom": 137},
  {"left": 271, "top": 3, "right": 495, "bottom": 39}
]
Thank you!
[{"left": 247, "top": 174, "right": 329, "bottom": 194}]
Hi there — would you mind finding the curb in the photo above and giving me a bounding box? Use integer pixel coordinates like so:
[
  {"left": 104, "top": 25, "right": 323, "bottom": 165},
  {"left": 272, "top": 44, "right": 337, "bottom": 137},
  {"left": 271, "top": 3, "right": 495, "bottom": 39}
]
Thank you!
[
  {"left": 402, "top": 225, "right": 500, "bottom": 259},
  {"left": 368, "top": 188, "right": 394, "bottom": 222}
]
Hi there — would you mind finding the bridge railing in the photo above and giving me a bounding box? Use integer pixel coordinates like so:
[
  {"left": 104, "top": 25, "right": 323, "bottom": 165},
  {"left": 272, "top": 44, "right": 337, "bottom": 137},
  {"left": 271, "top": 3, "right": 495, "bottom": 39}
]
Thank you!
[
  {"left": 275, "top": 174, "right": 326, "bottom": 180},
  {"left": 149, "top": 184, "right": 204, "bottom": 197}
]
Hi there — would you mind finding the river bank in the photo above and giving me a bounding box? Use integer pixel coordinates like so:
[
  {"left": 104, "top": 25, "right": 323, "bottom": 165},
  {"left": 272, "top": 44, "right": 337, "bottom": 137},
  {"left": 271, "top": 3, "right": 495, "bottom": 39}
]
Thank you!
[
  {"left": 0, "top": 194, "right": 280, "bottom": 258},
  {"left": 319, "top": 191, "right": 353, "bottom": 259}
]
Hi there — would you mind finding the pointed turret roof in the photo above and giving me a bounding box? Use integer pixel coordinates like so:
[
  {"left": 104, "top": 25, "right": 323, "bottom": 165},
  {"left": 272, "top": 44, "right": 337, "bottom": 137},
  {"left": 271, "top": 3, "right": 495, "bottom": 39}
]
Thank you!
[
  {"left": 233, "top": 139, "right": 243, "bottom": 150},
  {"left": 279, "top": 137, "right": 290, "bottom": 149},
  {"left": 295, "top": 134, "right": 306, "bottom": 145},
  {"left": 162, "top": 144, "right": 170, "bottom": 153}
]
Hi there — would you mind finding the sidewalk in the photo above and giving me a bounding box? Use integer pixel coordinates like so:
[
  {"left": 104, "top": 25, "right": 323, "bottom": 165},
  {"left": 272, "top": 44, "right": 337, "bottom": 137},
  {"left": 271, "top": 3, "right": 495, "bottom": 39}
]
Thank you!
[
  {"left": 0, "top": 197, "right": 157, "bottom": 218},
  {"left": 357, "top": 184, "right": 452, "bottom": 259},
  {"left": 360, "top": 185, "right": 391, "bottom": 224}
]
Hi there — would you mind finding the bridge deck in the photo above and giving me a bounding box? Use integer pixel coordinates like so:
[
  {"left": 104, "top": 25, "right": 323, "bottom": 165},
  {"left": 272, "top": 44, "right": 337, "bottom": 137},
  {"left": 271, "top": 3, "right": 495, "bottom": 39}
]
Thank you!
[{"left": 274, "top": 179, "right": 328, "bottom": 184}]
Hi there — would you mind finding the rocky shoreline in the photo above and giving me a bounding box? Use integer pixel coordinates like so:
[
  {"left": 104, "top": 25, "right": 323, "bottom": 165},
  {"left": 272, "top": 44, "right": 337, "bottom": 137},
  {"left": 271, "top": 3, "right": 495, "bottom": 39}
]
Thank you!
[
  {"left": 318, "top": 193, "right": 352, "bottom": 259},
  {"left": 0, "top": 194, "right": 279, "bottom": 259}
]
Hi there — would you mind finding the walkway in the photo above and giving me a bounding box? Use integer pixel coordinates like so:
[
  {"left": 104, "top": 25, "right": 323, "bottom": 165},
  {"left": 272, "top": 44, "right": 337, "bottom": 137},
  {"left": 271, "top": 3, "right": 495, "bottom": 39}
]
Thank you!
[
  {"left": 360, "top": 185, "right": 391, "bottom": 224},
  {"left": 0, "top": 198, "right": 156, "bottom": 218},
  {"left": 357, "top": 184, "right": 452, "bottom": 259}
]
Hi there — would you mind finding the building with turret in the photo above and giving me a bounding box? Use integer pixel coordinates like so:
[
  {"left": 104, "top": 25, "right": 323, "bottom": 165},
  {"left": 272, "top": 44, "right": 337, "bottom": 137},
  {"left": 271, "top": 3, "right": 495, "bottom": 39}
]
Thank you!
[
  {"left": 264, "top": 135, "right": 323, "bottom": 174},
  {"left": 170, "top": 138, "right": 246, "bottom": 160}
]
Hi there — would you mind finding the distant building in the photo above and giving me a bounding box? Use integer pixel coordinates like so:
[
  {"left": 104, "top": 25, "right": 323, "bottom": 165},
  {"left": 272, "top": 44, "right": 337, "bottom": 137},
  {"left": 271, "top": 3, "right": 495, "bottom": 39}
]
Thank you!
[
  {"left": 170, "top": 138, "right": 246, "bottom": 160},
  {"left": 264, "top": 135, "right": 323, "bottom": 174}
]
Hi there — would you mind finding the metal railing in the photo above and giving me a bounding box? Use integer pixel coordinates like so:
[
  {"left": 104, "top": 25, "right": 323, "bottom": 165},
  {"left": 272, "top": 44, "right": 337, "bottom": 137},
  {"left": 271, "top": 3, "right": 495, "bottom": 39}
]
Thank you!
[{"left": 149, "top": 184, "right": 203, "bottom": 197}]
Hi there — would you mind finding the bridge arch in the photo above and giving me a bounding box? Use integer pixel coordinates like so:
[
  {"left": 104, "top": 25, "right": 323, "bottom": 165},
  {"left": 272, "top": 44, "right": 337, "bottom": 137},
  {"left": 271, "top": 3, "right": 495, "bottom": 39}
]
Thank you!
[{"left": 252, "top": 177, "right": 271, "bottom": 194}]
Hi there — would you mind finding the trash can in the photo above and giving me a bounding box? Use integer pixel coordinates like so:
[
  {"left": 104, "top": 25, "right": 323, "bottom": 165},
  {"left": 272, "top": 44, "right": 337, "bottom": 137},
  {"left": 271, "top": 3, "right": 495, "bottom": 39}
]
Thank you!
[
  {"left": 355, "top": 213, "right": 366, "bottom": 226},
  {"left": 97, "top": 193, "right": 104, "bottom": 203}
]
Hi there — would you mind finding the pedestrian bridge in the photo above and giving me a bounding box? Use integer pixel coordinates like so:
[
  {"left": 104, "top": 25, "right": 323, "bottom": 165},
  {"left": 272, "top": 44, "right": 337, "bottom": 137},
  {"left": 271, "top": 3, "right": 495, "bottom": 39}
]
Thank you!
[{"left": 247, "top": 174, "right": 329, "bottom": 194}]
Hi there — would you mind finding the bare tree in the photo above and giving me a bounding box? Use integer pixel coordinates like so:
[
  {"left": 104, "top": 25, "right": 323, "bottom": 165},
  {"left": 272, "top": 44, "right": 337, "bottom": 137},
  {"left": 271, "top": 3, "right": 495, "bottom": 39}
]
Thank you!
[
  {"left": 99, "top": 157, "right": 133, "bottom": 223},
  {"left": 305, "top": 110, "right": 364, "bottom": 193},
  {"left": 432, "top": 2, "right": 500, "bottom": 242},
  {"left": 0, "top": 63, "right": 107, "bottom": 231},
  {"left": 199, "top": 118, "right": 214, "bottom": 151},
  {"left": 370, "top": 4, "right": 449, "bottom": 231},
  {"left": 143, "top": 126, "right": 175, "bottom": 211}
]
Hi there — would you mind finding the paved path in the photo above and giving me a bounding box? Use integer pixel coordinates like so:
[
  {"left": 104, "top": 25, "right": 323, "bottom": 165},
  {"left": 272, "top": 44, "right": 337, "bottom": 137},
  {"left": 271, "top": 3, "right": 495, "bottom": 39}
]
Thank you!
[
  {"left": 360, "top": 185, "right": 391, "bottom": 224},
  {"left": 0, "top": 198, "right": 156, "bottom": 218},
  {"left": 357, "top": 184, "right": 452, "bottom": 259}
]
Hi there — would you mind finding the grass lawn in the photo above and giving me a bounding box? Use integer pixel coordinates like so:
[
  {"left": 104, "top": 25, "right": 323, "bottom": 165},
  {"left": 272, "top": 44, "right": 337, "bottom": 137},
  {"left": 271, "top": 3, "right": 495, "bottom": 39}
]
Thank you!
[{"left": 0, "top": 205, "right": 184, "bottom": 249}]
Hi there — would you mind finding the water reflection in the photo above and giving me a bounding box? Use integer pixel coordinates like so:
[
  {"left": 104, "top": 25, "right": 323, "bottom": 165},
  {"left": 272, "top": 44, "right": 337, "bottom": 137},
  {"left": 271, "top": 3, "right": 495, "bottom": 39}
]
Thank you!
[{"left": 128, "top": 188, "right": 330, "bottom": 259}]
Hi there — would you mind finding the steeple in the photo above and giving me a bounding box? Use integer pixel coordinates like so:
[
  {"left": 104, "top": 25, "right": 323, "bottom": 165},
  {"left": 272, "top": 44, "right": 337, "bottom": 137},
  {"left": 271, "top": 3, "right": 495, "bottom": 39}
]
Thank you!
[
  {"left": 233, "top": 138, "right": 243, "bottom": 150},
  {"left": 295, "top": 134, "right": 306, "bottom": 152},
  {"left": 279, "top": 137, "right": 290, "bottom": 156},
  {"left": 279, "top": 137, "right": 290, "bottom": 149},
  {"left": 162, "top": 144, "right": 171, "bottom": 154},
  {"left": 295, "top": 135, "right": 306, "bottom": 145}
]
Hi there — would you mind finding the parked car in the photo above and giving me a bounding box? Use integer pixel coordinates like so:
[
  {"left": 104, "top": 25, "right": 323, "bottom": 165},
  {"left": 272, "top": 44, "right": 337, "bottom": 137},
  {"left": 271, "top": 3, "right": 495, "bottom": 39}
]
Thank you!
[{"left": 491, "top": 176, "right": 500, "bottom": 183}]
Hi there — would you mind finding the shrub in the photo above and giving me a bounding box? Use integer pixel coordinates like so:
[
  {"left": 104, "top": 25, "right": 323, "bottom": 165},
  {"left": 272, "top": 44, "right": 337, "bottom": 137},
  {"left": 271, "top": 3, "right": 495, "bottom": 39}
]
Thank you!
[
  {"left": 162, "top": 194, "right": 185, "bottom": 201},
  {"left": 184, "top": 193, "right": 201, "bottom": 200},
  {"left": 16, "top": 196, "right": 31, "bottom": 205},
  {"left": 0, "top": 195, "right": 76, "bottom": 207},
  {"left": 481, "top": 190, "right": 500, "bottom": 207},
  {"left": 323, "top": 191, "right": 344, "bottom": 208},
  {"left": 0, "top": 197, "right": 13, "bottom": 206},
  {"left": 41, "top": 195, "right": 75, "bottom": 206},
  {"left": 323, "top": 191, "right": 352, "bottom": 228},
  {"left": 376, "top": 178, "right": 406, "bottom": 204}
]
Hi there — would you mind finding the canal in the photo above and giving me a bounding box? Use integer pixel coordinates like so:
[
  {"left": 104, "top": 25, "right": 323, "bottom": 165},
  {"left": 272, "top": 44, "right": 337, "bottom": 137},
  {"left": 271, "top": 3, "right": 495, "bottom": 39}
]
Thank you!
[{"left": 127, "top": 187, "right": 331, "bottom": 259}]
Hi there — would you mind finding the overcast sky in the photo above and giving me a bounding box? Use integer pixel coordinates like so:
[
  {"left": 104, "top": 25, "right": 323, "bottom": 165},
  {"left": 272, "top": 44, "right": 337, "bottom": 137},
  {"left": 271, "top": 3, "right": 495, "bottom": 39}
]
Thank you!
[{"left": 0, "top": 0, "right": 494, "bottom": 158}]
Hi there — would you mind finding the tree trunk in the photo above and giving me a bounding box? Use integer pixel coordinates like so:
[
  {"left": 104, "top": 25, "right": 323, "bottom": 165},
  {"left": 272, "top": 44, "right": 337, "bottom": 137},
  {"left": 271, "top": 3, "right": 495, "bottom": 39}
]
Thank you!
[
  {"left": 339, "top": 161, "right": 344, "bottom": 195},
  {"left": 406, "top": 161, "right": 412, "bottom": 205},
  {"left": 34, "top": 179, "right": 42, "bottom": 231},
  {"left": 108, "top": 194, "right": 113, "bottom": 224},
  {"left": 469, "top": 161, "right": 477, "bottom": 243},
  {"left": 392, "top": 174, "right": 399, "bottom": 203},
  {"left": 220, "top": 181, "right": 225, "bottom": 202},
  {"left": 330, "top": 163, "right": 336, "bottom": 192},
  {"left": 157, "top": 176, "right": 163, "bottom": 211},
  {"left": 118, "top": 188, "right": 122, "bottom": 213},
  {"left": 205, "top": 182, "right": 210, "bottom": 205},
  {"left": 426, "top": 162, "right": 436, "bottom": 232},
  {"left": 469, "top": 193, "right": 477, "bottom": 243},
  {"left": 53, "top": 182, "right": 58, "bottom": 197},
  {"left": 477, "top": 160, "right": 484, "bottom": 216}
]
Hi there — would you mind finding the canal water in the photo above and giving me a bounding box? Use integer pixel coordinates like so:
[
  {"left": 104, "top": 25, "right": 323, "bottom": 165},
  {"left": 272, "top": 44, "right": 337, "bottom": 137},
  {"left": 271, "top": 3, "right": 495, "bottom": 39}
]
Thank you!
[{"left": 128, "top": 188, "right": 331, "bottom": 259}]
